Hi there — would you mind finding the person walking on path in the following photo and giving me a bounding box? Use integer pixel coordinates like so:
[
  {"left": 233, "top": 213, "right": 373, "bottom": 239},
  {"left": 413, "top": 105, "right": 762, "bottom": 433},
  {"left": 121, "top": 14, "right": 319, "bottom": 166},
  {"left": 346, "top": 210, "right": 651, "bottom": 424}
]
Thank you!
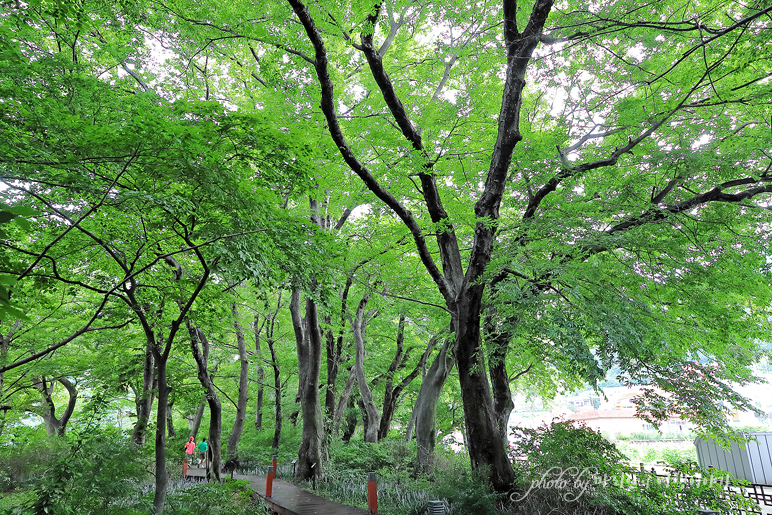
[
  {"left": 197, "top": 438, "right": 208, "bottom": 467},
  {"left": 183, "top": 436, "right": 196, "bottom": 465}
]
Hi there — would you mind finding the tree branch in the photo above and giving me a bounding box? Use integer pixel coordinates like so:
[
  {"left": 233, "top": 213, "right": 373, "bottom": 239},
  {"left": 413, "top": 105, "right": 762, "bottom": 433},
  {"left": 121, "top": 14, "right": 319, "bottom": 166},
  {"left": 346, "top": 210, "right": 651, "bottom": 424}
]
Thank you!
[{"left": 285, "top": 0, "right": 453, "bottom": 303}]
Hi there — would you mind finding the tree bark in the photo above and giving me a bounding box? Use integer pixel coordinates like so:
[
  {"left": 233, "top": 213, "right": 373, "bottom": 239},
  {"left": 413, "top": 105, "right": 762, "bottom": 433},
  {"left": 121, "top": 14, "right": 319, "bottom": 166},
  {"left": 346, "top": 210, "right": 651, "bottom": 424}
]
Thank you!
[
  {"left": 378, "top": 317, "right": 430, "bottom": 440},
  {"left": 152, "top": 348, "right": 170, "bottom": 513},
  {"left": 325, "top": 276, "right": 351, "bottom": 430},
  {"left": 454, "top": 293, "right": 515, "bottom": 489},
  {"left": 290, "top": 287, "right": 324, "bottom": 479},
  {"left": 411, "top": 333, "right": 454, "bottom": 471},
  {"left": 227, "top": 303, "right": 249, "bottom": 460},
  {"left": 341, "top": 394, "right": 358, "bottom": 443},
  {"left": 266, "top": 326, "right": 282, "bottom": 452},
  {"left": 187, "top": 321, "right": 222, "bottom": 482},
  {"left": 188, "top": 400, "right": 205, "bottom": 438},
  {"left": 0, "top": 321, "right": 20, "bottom": 438},
  {"left": 333, "top": 366, "right": 356, "bottom": 436},
  {"left": 253, "top": 313, "right": 264, "bottom": 431},
  {"left": 167, "top": 400, "right": 176, "bottom": 438},
  {"left": 32, "top": 377, "right": 77, "bottom": 436},
  {"left": 351, "top": 294, "right": 380, "bottom": 443},
  {"left": 131, "top": 341, "right": 155, "bottom": 446}
]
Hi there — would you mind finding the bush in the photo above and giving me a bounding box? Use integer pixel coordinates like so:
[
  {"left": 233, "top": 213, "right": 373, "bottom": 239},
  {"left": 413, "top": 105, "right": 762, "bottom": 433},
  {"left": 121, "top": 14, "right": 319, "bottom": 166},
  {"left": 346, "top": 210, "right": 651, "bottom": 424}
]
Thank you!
[
  {"left": 328, "top": 438, "right": 416, "bottom": 479},
  {"left": 29, "top": 427, "right": 150, "bottom": 515},
  {"left": 0, "top": 427, "right": 65, "bottom": 493},
  {"left": 504, "top": 421, "right": 756, "bottom": 515},
  {"left": 156, "top": 479, "right": 261, "bottom": 515},
  {"left": 510, "top": 420, "right": 627, "bottom": 479},
  {"left": 659, "top": 447, "right": 697, "bottom": 467}
]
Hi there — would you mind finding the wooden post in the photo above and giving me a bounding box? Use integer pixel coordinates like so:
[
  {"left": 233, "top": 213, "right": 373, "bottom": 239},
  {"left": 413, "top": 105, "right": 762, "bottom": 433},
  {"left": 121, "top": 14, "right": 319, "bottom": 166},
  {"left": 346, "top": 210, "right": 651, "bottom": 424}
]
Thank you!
[
  {"left": 266, "top": 466, "right": 274, "bottom": 497},
  {"left": 183, "top": 458, "right": 188, "bottom": 476},
  {"left": 367, "top": 472, "right": 377, "bottom": 514}
]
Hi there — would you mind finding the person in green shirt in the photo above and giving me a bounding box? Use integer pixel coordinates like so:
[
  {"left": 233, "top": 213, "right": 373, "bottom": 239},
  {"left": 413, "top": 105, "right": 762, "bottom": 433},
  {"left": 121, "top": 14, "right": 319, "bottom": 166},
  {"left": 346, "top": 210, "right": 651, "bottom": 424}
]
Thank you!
[{"left": 197, "top": 438, "right": 208, "bottom": 467}]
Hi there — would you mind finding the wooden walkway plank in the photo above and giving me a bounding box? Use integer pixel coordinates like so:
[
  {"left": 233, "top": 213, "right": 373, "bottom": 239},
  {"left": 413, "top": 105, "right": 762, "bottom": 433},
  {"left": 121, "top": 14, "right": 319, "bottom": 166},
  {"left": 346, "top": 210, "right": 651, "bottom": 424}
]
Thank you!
[
  {"left": 252, "top": 478, "right": 371, "bottom": 515},
  {"left": 183, "top": 468, "right": 371, "bottom": 515}
]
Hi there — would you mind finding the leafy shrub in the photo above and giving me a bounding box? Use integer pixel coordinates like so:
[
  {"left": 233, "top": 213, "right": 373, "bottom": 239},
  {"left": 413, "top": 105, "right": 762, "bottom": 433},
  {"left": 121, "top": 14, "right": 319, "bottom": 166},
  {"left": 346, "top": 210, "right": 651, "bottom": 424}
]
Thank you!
[
  {"left": 328, "top": 440, "right": 394, "bottom": 475},
  {"left": 510, "top": 420, "right": 627, "bottom": 479},
  {"left": 659, "top": 447, "right": 697, "bottom": 467},
  {"left": 29, "top": 427, "right": 149, "bottom": 515},
  {"left": 162, "top": 480, "right": 258, "bottom": 515},
  {"left": 0, "top": 427, "right": 65, "bottom": 493},
  {"left": 431, "top": 464, "right": 500, "bottom": 515},
  {"left": 231, "top": 423, "right": 302, "bottom": 471},
  {"left": 504, "top": 421, "right": 756, "bottom": 515}
]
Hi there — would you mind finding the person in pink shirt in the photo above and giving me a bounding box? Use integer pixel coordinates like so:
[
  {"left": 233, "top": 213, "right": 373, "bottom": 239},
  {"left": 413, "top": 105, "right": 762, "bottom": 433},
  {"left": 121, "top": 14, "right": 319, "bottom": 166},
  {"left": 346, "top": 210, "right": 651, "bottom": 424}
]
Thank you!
[{"left": 183, "top": 436, "right": 196, "bottom": 466}]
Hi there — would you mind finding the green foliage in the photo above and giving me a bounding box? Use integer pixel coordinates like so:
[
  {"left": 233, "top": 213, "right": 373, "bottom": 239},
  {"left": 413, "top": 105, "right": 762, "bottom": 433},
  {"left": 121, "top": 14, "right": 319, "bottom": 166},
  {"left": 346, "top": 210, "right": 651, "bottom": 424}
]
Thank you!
[
  {"left": 329, "top": 440, "right": 396, "bottom": 474},
  {"left": 318, "top": 447, "right": 498, "bottom": 515},
  {"left": 511, "top": 420, "right": 627, "bottom": 478},
  {"left": 29, "top": 428, "right": 149, "bottom": 515},
  {"left": 162, "top": 480, "right": 258, "bottom": 515},
  {"left": 430, "top": 465, "right": 501, "bottom": 515},
  {"left": 507, "top": 422, "right": 756, "bottom": 515},
  {"left": 0, "top": 428, "right": 64, "bottom": 493},
  {"left": 659, "top": 448, "right": 697, "bottom": 467},
  {"left": 233, "top": 423, "right": 302, "bottom": 471}
]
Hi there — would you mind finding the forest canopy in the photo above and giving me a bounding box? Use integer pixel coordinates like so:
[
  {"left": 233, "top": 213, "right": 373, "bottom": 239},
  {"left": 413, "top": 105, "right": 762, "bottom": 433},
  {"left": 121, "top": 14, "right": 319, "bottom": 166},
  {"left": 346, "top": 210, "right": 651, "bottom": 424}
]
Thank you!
[{"left": 1, "top": 0, "right": 771, "bottom": 510}]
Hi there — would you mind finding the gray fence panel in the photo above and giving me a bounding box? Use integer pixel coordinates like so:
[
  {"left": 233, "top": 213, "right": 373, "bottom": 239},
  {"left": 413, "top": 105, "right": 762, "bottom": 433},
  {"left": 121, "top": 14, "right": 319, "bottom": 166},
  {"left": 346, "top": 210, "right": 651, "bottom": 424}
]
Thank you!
[
  {"left": 747, "top": 433, "right": 772, "bottom": 485},
  {"left": 694, "top": 437, "right": 754, "bottom": 482}
]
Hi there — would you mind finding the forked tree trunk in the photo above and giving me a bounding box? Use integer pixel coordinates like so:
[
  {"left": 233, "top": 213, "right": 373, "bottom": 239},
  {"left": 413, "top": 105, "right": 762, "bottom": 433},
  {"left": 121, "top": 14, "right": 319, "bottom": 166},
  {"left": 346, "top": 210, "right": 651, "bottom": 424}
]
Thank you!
[
  {"left": 132, "top": 342, "right": 155, "bottom": 446},
  {"left": 227, "top": 303, "right": 250, "bottom": 459},
  {"left": 351, "top": 294, "right": 380, "bottom": 443},
  {"left": 378, "top": 318, "right": 432, "bottom": 440},
  {"left": 454, "top": 292, "right": 515, "bottom": 489},
  {"left": 32, "top": 377, "right": 77, "bottom": 436},
  {"left": 410, "top": 334, "right": 454, "bottom": 471},
  {"left": 285, "top": 0, "right": 553, "bottom": 491},
  {"left": 325, "top": 276, "right": 351, "bottom": 431},
  {"left": 290, "top": 288, "right": 324, "bottom": 479},
  {"left": 187, "top": 322, "right": 222, "bottom": 482},
  {"left": 333, "top": 367, "right": 356, "bottom": 436}
]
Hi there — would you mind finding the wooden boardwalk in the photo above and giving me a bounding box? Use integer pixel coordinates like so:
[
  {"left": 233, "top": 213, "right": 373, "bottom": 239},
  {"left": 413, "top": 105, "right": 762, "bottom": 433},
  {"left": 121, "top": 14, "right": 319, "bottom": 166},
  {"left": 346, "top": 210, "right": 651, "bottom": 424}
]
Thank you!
[{"left": 184, "top": 468, "right": 371, "bottom": 515}]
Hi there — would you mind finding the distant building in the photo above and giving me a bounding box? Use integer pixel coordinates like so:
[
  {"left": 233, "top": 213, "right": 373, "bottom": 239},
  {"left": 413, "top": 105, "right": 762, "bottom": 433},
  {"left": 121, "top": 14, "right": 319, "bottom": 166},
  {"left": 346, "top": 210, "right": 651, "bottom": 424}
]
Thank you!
[{"left": 564, "top": 409, "right": 693, "bottom": 433}]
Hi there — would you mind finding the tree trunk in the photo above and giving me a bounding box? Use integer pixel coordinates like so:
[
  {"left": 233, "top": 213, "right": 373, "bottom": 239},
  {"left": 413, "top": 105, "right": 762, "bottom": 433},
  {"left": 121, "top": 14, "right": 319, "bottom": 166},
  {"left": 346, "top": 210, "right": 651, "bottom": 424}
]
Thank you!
[
  {"left": 333, "top": 367, "right": 356, "bottom": 435},
  {"left": 488, "top": 333, "right": 514, "bottom": 449},
  {"left": 152, "top": 349, "right": 170, "bottom": 513},
  {"left": 187, "top": 322, "right": 222, "bottom": 482},
  {"left": 267, "top": 330, "right": 282, "bottom": 452},
  {"left": 253, "top": 314, "right": 264, "bottom": 431},
  {"left": 290, "top": 287, "right": 324, "bottom": 480},
  {"left": 32, "top": 377, "right": 77, "bottom": 436},
  {"left": 378, "top": 317, "right": 431, "bottom": 440},
  {"left": 325, "top": 276, "right": 351, "bottom": 429},
  {"left": 341, "top": 394, "right": 358, "bottom": 443},
  {"left": 351, "top": 294, "right": 380, "bottom": 443},
  {"left": 411, "top": 333, "right": 454, "bottom": 471},
  {"left": 454, "top": 290, "right": 515, "bottom": 490},
  {"left": 188, "top": 400, "right": 205, "bottom": 438},
  {"left": 0, "top": 321, "right": 20, "bottom": 439},
  {"left": 167, "top": 400, "right": 176, "bottom": 438},
  {"left": 227, "top": 303, "right": 249, "bottom": 460},
  {"left": 131, "top": 341, "right": 155, "bottom": 446}
]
